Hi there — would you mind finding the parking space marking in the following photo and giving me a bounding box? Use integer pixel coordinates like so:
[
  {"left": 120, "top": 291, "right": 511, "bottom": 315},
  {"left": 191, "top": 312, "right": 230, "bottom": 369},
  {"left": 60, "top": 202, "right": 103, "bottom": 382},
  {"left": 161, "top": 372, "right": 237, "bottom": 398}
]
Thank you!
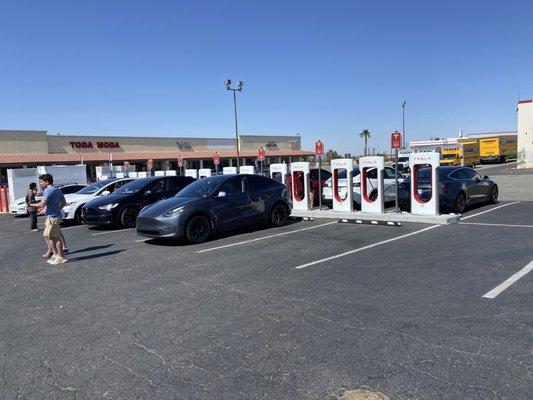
[
  {"left": 459, "top": 222, "right": 533, "bottom": 228},
  {"left": 461, "top": 201, "right": 520, "bottom": 220},
  {"left": 134, "top": 238, "right": 150, "bottom": 243},
  {"left": 91, "top": 228, "right": 135, "bottom": 236},
  {"left": 295, "top": 225, "right": 440, "bottom": 270},
  {"left": 482, "top": 260, "right": 533, "bottom": 299},
  {"left": 197, "top": 221, "right": 338, "bottom": 253}
]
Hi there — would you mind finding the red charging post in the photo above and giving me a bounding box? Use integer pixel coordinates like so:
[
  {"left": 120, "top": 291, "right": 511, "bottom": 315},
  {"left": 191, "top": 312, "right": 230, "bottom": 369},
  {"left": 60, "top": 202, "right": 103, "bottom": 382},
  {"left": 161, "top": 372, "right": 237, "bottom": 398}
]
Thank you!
[
  {"left": 213, "top": 152, "right": 220, "bottom": 174},
  {"left": 258, "top": 147, "right": 265, "bottom": 175},
  {"left": 315, "top": 140, "right": 324, "bottom": 210},
  {"left": 391, "top": 131, "right": 402, "bottom": 212},
  {"left": 147, "top": 158, "right": 153, "bottom": 176}
]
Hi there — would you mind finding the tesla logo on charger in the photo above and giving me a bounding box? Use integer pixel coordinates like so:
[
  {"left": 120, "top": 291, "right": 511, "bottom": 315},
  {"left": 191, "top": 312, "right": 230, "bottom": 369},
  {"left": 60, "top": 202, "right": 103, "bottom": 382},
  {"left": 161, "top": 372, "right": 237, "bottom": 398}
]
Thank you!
[{"left": 70, "top": 141, "right": 120, "bottom": 149}]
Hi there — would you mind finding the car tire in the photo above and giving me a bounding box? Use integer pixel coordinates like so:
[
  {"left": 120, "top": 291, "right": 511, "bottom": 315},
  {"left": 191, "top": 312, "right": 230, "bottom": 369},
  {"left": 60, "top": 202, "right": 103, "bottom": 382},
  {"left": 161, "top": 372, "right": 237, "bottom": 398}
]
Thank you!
[
  {"left": 454, "top": 192, "right": 466, "bottom": 214},
  {"left": 120, "top": 206, "right": 138, "bottom": 228},
  {"left": 270, "top": 203, "right": 289, "bottom": 227},
  {"left": 74, "top": 206, "right": 83, "bottom": 224},
  {"left": 185, "top": 215, "right": 211, "bottom": 244},
  {"left": 489, "top": 185, "right": 498, "bottom": 204}
]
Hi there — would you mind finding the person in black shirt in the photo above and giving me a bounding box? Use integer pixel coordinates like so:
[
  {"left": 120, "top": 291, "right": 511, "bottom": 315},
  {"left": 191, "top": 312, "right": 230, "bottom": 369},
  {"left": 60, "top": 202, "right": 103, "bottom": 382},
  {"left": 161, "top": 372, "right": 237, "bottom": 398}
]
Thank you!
[{"left": 26, "top": 182, "right": 39, "bottom": 232}]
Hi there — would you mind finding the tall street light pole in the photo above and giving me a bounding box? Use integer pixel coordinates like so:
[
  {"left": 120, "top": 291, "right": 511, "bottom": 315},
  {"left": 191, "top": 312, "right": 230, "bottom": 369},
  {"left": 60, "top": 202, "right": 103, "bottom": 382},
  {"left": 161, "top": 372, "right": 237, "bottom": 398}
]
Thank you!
[
  {"left": 401, "top": 101, "right": 407, "bottom": 148},
  {"left": 225, "top": 79, "right": 243, "bottom": 169}
]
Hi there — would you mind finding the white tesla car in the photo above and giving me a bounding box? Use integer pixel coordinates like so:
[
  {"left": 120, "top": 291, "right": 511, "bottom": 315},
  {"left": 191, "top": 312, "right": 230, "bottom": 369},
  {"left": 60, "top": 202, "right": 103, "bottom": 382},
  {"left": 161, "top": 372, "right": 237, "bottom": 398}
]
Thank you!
[
  {"left": 9, "top": 184, "right": 86, "bottom": 215},
  {"left": 322, "top": 166, "right": 404, "bottom": 206},
  {"left": 62, "top": 178, "right": 135, "bottom": 223}
]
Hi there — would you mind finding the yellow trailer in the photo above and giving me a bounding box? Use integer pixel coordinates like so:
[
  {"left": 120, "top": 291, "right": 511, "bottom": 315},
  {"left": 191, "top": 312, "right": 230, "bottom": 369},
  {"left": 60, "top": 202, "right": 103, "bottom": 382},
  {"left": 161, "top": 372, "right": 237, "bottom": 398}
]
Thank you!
[
  {"left": 440, "top": 141, "right": 480, "bottom": 167},
  {"left": 479, "top": 136, "right": 517, "bottom": 163}
]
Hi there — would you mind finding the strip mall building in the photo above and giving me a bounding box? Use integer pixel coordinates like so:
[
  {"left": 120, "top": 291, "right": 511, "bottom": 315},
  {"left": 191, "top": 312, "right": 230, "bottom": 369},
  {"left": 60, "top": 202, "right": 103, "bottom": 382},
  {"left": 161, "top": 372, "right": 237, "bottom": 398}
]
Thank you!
[{"left": 0, "top": 130, "right": 313, "bottom": 183}]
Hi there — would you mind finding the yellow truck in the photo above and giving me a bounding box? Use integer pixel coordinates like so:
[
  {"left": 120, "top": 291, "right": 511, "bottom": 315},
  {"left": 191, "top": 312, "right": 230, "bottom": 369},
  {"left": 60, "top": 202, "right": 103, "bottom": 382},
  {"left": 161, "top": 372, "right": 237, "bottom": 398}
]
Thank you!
[
  {"left": 440, "top": 140, "right": 480, "bottom": 167},
  {"left": 479, "top": 136, "right": 517, "bottom": 163}
]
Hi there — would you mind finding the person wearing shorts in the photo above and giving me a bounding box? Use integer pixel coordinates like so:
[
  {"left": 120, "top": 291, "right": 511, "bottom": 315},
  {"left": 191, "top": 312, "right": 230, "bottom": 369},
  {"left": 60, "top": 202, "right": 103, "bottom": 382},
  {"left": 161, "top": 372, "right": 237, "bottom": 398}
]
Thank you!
[{"left": 30, "top": 174, "right": 68, "bottom": 265}]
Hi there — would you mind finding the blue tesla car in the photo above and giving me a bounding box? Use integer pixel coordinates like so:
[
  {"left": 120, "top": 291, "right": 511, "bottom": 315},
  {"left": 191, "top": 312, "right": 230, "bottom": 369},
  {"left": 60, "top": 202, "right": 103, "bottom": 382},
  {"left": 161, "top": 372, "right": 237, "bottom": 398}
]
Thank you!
[
  {"left": 398, "top": 166, "right": 498, "bottom": 213},
  {"left": 136, "top": 174, "right": 292, "bottom": 243}
]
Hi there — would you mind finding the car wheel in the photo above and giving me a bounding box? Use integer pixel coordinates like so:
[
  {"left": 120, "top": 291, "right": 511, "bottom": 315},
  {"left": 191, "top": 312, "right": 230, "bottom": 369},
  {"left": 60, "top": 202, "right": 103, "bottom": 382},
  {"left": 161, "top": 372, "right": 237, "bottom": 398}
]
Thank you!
[
  {"left": 454, "top": 192, "right": 466, "bottom": 214},
  {"left": 489, "top": 185, "right": 498, "bottom": 204},
  {"left": 270, "top": 203, "right": 289, "bottom": 227},
  {"left": 186, "top": 215, "right": 211, "bottom": 244},
  {"left": 74, "top": 206, "right": 83, "bottom": 224},
  {"left": 120, "top": 206, "right": 138, "bottom": 228}
]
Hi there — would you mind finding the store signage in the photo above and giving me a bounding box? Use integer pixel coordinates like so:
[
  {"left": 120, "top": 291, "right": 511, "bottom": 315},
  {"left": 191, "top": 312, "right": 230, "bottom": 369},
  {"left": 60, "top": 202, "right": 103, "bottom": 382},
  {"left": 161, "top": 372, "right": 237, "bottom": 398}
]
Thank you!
[
  {"left": 391, "top": 132, "right": 402, "bottom": 149},
  {"left": 70, "top": 141, "right": 120, "bottom": 149},
  {"left": 258, "top": 147, "right": 265, "bottom": 161},
  {"left": 315, "top": 140, "right": 324, "bottom": 156},
  {"left": 176, "top": 141, "right": 193, "bottom": 151},
  {"left": 266, "top": 141, "right": 279, "bottom": 150}
]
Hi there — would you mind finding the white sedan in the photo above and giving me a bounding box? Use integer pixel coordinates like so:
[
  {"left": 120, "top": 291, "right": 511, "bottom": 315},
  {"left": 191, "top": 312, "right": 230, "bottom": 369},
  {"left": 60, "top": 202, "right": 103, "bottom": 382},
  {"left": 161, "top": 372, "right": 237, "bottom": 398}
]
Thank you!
[
  {"left": 322, "top": 166, "right": 404, "bottom": 206},
  {"left": 62, "top": 178, "right": 135, "bottom": 223},
  {"left": 9, "top": 184, "right": 86, "bottom": 215}
]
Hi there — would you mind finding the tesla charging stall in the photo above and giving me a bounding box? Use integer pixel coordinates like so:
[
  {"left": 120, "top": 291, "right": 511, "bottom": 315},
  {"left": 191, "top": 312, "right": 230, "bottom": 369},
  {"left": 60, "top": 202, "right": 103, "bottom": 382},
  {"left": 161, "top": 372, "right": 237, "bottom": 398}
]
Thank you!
[
  {"left": 239, "top": 165, "right": 254, "bottom": 174},
  {"left": 290, "top": 162, "right": 311, "bottom": 211},
  {"left": 198, "top": 168, "right": 211, "bottom": 178},
  {"left": 331, "top": 158, "right": 354, "bottom": 212},
  {"left": 185, "top": 169, "right": 198, "bottom": 179},
  {"left": 409, "top": 152, "right": 440, "bottom": 215},
  {"left": 270, "top": 163, "right": 288, "bottom": 185},
  {"left": 359, "top": 156, "right": 385, "bottom": 214},
  {"left": 223, "top": 167, "right": 237, "bottom": 175}
]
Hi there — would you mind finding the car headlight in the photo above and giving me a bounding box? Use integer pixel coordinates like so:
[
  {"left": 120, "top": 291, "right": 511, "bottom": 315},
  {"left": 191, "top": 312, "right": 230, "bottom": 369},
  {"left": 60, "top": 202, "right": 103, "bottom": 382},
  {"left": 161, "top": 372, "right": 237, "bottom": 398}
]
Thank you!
[
  {"left": 66, "top": 202, "right": 76, "bottom": 206},
  {"left": 98, "top": 203, "right": 119, "bottom": 211},
  {"left": 162, "top": 206, "right": 184, "bottom": 218}
]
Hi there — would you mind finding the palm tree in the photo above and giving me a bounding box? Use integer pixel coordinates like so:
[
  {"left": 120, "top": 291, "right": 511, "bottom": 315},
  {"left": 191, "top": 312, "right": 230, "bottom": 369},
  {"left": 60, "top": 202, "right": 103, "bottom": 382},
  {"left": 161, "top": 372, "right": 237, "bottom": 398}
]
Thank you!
[{"left": 359, "top": 129, "right": 371, "bottom": 156}]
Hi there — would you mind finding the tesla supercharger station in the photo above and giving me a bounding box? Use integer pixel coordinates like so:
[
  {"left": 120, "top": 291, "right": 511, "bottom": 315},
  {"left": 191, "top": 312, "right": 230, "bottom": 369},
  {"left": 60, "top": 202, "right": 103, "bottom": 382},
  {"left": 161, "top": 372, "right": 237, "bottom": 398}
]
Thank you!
[
  {"left": 290, "top": 162, "right": 311, "bottom": 211},
  {"left": 331, "top": 158, "right": 354, "bottom": 212},
  {"left": 198, "top": 168, "right": 211, "bottom": 178},
  {"left": 185, "top": 169, "right": 198, "bottom": 179},
  {"left": 270, "top": 163, "right": 288, "bottom": 185},
  {"left": 359, "top": 156, "right": 385, "bottom": 214},
  {"left": 409, "top": 152, "right": 440, "bottom": 215},
  {"left": 223, "top": 166, "right": 237, "bottom": 175},
  {"left": 239, "top": 165, "right": 254, "bottom": 174}
]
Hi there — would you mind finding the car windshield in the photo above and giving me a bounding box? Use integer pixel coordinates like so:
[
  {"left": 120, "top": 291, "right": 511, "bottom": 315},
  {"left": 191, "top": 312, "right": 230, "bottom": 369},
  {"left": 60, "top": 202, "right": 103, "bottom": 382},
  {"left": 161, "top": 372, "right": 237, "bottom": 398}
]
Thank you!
[
  {"left": 398, "top": 157, "right": 409, "bottom": 162},
  {"left": 77, "top": 180, "right": 113, "bottom": 195},
  {"left": 335, "top": 168, "right": 360, "bottom": 179},
  {"left": 176, "top": 176, "right": 227, "bottom": 197},
  {"left": 115, "top": 179, "right": 150, "bottom": 194}
]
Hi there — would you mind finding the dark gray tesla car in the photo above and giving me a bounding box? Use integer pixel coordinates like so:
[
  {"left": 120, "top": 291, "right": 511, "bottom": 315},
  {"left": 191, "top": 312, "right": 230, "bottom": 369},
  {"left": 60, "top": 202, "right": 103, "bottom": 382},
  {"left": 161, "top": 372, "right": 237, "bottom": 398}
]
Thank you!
[{"left": 136, "top": 174, "right": 292, "bottom": 243}]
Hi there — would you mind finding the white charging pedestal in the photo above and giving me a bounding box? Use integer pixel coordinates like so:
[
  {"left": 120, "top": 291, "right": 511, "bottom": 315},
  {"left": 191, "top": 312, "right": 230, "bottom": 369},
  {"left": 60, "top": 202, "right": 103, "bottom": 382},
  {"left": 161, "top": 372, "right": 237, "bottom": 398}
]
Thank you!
[
  {"left": 239, "top": 165, "right": 254, "bottom": 174},
  {"left": 185, "top": 169, "right": 198, "bottom": 179},
  {"left": 409, "top": 152, "right": 440, "bottom": 216},
  {"left": 198, "top": 169, "right": 211, "bottom": 178},
  {"left": 223, "top": 167, "right": 237, "bottom": 175},
  {"left": 359, "top": 156, "right": 385, "bottom": 214},
  {"left": 331, "top": 158, "right": 354, "bottom": 212},
  {"left": 269, "top": 163, "right": 288, "bottom": 185},
  {"left": 290, "top": 162, "right": 311, "bottom": 211}
]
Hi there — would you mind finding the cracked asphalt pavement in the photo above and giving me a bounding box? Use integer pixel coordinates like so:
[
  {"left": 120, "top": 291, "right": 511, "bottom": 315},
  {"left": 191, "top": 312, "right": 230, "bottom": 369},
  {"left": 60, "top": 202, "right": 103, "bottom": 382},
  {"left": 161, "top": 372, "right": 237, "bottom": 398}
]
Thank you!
[{"left": 0, "top": 201, "right": 532, "bottom": 399}]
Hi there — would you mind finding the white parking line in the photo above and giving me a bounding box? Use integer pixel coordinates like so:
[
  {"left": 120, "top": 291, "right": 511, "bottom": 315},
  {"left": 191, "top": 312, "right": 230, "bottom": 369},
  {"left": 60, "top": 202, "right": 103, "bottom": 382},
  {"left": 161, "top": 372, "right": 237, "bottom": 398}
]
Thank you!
[
  {"left": 91, "top": 228, "right": 134, "bottom": 236},
  {"left": 482, "top": 260, "right": 533, "bottom": 299},
  {"left": 197, "top": 221, "right": 338, "bottom": 253},
  {"left": 461, "top": 202, "right": 520, "bottom": 220},
  {"left": 459, "top": 222, "right": 533, "bottom": 228},
  {"left": 134, "top": 238, "right": 150, "bottom": 243},
  {"left": 295, "top": 225, "right": 440, "bottom": 270}
]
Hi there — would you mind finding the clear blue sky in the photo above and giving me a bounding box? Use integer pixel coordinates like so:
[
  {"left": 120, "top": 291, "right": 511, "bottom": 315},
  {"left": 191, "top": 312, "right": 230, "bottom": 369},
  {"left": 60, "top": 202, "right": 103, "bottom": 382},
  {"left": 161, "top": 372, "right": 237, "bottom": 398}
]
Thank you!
[{"left": 1, "top": 0, "right": 532, "bottom": 155}]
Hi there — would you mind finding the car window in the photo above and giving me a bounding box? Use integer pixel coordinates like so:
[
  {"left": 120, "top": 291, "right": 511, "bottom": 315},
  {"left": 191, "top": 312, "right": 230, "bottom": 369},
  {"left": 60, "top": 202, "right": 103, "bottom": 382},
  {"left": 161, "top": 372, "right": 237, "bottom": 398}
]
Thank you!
[
  {"left": 462, "top": 169, "right": 478, "bottom": 180},
  {"left": 246, "top": 175, "right": 271, "bottom": 192},
  {"left": 450, "top": 169, "right": 469, "bottom": 180},
  {"left": 218, "top": 176, "right": 244, "bottom": 196},
  {"left": 474, "top": 172, "right": 484, "bottom": 180},
  {"left": 144, "top": 179, "right": 166, "bottom": 194},
  {"left": 366, "top": 168, "right": 377, "bottom": 179},
  {"left": 60, "top": 185, "right": 84, "bottom": 194},
  {"left": 384, "top": 168, "right": 397, "bottom": 179}
]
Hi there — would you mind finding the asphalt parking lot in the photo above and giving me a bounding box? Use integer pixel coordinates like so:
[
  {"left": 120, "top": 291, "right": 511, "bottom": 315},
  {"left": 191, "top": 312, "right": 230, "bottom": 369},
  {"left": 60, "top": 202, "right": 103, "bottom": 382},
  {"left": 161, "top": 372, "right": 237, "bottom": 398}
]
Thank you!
[{"left": 1, "top": 201, "right": 532, "bottom": 399}]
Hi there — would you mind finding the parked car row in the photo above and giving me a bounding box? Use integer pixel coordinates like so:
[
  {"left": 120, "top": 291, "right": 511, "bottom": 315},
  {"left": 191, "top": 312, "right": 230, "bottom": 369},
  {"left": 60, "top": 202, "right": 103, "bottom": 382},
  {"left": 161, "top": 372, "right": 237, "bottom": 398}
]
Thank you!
[{"left": 9, "top": 184, "right": 87, "bottom": 215}]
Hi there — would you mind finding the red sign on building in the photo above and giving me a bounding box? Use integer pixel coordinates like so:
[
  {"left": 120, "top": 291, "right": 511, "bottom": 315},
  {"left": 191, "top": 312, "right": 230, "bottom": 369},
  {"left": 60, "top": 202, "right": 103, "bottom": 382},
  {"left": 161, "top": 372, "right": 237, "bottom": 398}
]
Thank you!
[
  {"left": 123, "top": 161, "right": 130, "bottom": 172},
  {"left": 177, "top": 156, "right": 184, "bottom": 168},
  {"left": 391, "top": 131, "right": 402, "bottom": 149},
  {"left": 213, "top": 152, "right": 220, "bottom": 165},
  {"left": 147, "top": 159, "right": 153, "bottom": 171},
  {"left": 315, "top": 140, "right": 324, "bottom": 156},
  {"left": 258, "top": 147, "right": 265, "bottom": 161}
]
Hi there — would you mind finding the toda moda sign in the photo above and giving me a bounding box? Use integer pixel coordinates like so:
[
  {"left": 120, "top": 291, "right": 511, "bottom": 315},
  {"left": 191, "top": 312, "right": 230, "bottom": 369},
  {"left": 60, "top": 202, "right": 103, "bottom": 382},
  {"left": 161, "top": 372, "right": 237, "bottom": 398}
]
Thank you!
[{"left": 70, "top": 141, "right": 120, "bottom": 149}]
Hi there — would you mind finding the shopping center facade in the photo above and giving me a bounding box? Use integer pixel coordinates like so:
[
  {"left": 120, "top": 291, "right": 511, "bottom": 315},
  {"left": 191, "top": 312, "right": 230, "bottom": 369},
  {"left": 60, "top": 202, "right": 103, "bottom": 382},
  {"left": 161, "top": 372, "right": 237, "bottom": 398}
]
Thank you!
[{"left": 0, "top": 130, "right": 313, "bottom": 182}]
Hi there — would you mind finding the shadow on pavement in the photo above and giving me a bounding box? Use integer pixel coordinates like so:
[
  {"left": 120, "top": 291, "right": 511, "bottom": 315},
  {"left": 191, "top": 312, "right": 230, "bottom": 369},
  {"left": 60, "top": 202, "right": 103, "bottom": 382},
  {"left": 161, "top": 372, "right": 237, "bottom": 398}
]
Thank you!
[
  {"left": 67, "top": 244, "right": 114, "bottom": 255},
  {"left": 68, "top": 249, "right": 125, "bottom": 262}
]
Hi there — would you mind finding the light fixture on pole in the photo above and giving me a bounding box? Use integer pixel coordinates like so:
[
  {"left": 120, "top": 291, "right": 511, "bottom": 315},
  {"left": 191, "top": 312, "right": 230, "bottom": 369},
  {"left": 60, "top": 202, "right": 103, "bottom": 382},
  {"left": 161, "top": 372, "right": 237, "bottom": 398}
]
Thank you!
[
  {"left": 225, "top": 79, "right": 244, "bottom": 168},
  {"left": 401, "top": 101, "right": 407, "bottom": 148}
]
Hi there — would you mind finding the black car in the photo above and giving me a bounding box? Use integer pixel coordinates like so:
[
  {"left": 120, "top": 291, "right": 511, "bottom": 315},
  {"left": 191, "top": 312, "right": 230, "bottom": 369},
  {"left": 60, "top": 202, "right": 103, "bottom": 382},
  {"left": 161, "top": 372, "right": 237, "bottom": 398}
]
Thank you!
[
  {"left": 398, "top": 166, "right": 498, "bottom": 213},
  {"left": 82, "top": 176, "right": 195, "bottom": 228},
  {"left": 136, "top": 174, "right": 292, "bottom": 244}
]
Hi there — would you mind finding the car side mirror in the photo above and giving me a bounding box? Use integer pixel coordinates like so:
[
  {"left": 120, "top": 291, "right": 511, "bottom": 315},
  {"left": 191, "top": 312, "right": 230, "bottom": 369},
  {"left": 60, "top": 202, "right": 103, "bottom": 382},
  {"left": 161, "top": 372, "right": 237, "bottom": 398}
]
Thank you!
[
  {"left": 483, "top": 175, "right": 489, "bottom": 180},
  {"left": 101, "top": 190, "right": 110, "bottom": 196},
  {"left": 216, "top": 191, "right": 226, "bottom": 198}
]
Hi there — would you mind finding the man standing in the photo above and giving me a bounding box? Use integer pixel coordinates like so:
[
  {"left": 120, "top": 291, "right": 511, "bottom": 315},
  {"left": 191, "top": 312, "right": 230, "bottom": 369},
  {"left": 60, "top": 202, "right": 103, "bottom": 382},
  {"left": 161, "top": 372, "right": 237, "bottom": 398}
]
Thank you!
[{"left": 30, "top": 174, "right": 67, "bottom": 265}]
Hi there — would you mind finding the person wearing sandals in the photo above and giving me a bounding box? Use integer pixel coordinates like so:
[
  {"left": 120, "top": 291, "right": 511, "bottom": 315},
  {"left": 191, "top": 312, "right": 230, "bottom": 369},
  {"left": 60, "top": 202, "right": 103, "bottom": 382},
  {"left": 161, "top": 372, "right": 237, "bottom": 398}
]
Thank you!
[
  {"left": 26, "top": 183, "right": 39, "bottom": 232},
  {"left": 29, "top": 174, "right": 68, "bottom": 265}
]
